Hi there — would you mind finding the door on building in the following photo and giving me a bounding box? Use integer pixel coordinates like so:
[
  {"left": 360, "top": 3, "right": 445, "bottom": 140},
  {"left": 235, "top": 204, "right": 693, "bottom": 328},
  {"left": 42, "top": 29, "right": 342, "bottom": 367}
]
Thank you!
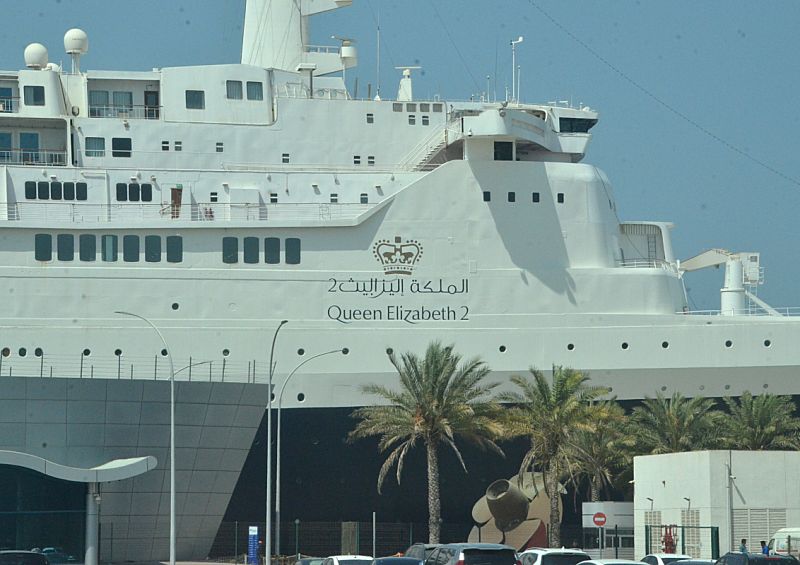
[
  {"left": 20, "top": 132, "right": 39, "bottom": 163},
  {"left": 144, "top": 91, "right": 159, "bottom": 119}
]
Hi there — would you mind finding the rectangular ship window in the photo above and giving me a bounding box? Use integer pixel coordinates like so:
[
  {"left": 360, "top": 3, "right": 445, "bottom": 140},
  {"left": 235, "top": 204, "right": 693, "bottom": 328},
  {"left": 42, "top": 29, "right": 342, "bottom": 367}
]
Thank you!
[
  {"left": 406, "top": 103, "right": 417, "bottom": 112},
  {"left": 281, "top": 153, "right": 290, "bottom": 163},
  {"left": 264, "top": 237, "right": 280, "bottom": 264},
  {"left": 79, "top": 234, "right": 96, "bottom": 262},
  {"left": 420, "top": 103, "right": 430, "bottom": 112},
  {"left": 330, "top": 193, "right": 338, "bottom": 203},
  {"left": 102, "top": 235, "right": 118, "bottom": 262},
  {"left": 532, "top": 192, "right": 540, "bottom": 203},
  {"left": 24, "top": 86, "right": 45, "bottom": 106},
  {"left": 123, "top": 235, "right": 139, "bottom": 262},
  {"left": 353, "top": 155, "right": 361, "bottom": 165},
  {"left": 367, "top": 156, "right": 375, "bottom": 166},
  {"left": 85, "top": 137, "right": 105, "bottom": 157},
  {"left": 360, "top": 193, "right": 368, "bottom": 204},
  {"left": 185, "top": 90, "right": 205, "bottom": 109},
  {"left": 285, "top": 238, "right": 301, "bottom": 265},
  {"left": 141, "top": 183, "right": 153, "bottom": 202},
  {"left": 63, "top": 182, "right": 75, "bottom": 200},
  {"left": 57, "top": 234, "right": 74, "bottom": 261},
  {"left": 116, "top": 183, "right": 127, "bottom": 202},
  {"left": 392, "top": 103, "right": 402, "bottom": 112},
  {"left": 210, "top": 192, "right": 218, "bottom": 203},
  {"left": 243, "top": 237, "right": 259, "bottom": 264},
  {"left": 366, "top": 113, "right": 374, "bottom": 124},
  {"left": 166, "top": 235, "right": 182, "bottom": 263},
  {"left": 269, "top": 193, "right": 278, "bottom": 203},
  {"left": 222, "top": 237, "right": 238, "bottom": 264},
  {"left": 432, "top": 103, "right": 443, "bottom": 112},
  {"left": 76, "top": 182, "right": 88, "bottom": 201},
  {"left": 35, "top": 234, "right": 52, "bottom": 262},
  {"left": 507, "top": 192, "right": 516, "bottom": 203},
  {"left": 111, "top": 138, "right": 132, "bottom": 158},
  {"left": 216, "top": 142, "right": 224, "bottom": 153},
  {"left": 162, "top": 141, "right": 170, "bottom": 151},
  {"left": 174, "top": 141, "right": 182, "bottom": 152},
  {"left": 25, "top": 181, "right": 36, "bottom": 200},
  {"left": 129, "top": 183, "right": 140, "bottom": 202},
  {"left": 226, "top": 80, "right": 243, "bottom": 100},
  {"left": 557, "top": 193, "right": 565, "bottom": 203},
  {"left": 145, "top": 235, "right": 161, "bottom": 262},
  {"left": 37, "top": 181, "right": 49, "bottom": 200},
  {"left": 494, "top": 141, "right": 513, "bottom": 161},
  {"left": 483, "top": 191, "right": 491, "bottom": 202},
  {"left": 408, "top": 115, "right": 416, "bottom": 125},
  {"left": 50, "top": 182, "right": 62, "bottom": 200},
  {"left": 422, "top": 115, "right": 430, "bottom": 126},
  {"left": 247, "top": 81, "right": 264, "bottom": 101}
]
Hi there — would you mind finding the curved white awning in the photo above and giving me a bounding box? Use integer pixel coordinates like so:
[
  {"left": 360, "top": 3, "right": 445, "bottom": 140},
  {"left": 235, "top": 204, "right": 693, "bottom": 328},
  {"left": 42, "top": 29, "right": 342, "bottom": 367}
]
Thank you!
[{"left": 0, "top": 450, "right": 157, "bottom": 483}]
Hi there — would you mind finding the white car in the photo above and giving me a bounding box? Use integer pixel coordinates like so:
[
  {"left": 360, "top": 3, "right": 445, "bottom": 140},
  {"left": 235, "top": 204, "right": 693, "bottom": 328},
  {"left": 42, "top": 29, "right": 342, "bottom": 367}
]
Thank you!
[
  {"left": 578, "top": 560, "right": 643, "bottom": 565},
  {"left": 322, "top": 556, "right": 374, "bottom": 565},
  {"left": 641, "top": 554, "right": 692, "bottom": 565},
  {"left": 520, "top": 548, "right": 592, "bottom": 565}
]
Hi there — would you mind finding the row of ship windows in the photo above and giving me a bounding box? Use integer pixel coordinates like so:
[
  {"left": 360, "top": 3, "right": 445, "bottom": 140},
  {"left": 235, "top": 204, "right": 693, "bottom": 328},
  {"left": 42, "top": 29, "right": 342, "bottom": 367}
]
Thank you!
[
  {"left": 34, "top": 234, "right": 183, "bottom": 263},
  {"left": 85, "top": 137, "right": 226, "bottom": 156},
  {"left": 24, "top": 181, "right": 89, "bottom": 201},
  {"left": 186, "top": 81, "right": 265, "bottom": 109},
  {"left": 222, "top": 237, "right": 301, "bottom": 265},
  {"left": 483, "top": 191, "right": 565, "bottom": 204}
]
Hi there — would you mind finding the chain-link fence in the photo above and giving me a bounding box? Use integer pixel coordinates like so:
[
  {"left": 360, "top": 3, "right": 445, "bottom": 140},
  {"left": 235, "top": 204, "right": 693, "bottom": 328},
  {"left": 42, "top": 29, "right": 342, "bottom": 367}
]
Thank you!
[{"left": 210, "top": 521, "right": 474, "bottom": 561}]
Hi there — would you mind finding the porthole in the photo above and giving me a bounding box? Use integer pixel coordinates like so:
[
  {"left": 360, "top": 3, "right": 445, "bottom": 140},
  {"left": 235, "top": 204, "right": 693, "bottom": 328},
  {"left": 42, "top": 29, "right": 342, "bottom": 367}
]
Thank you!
[
  {"left": 499, "top": 345, "right": 507, "bottom": 353},
  {"left": 171, "top": 303, "right": 179, "bottom": 311},
  {"left": 725, "top": 340, "right": 733, "bottom": 348},
  {"left": 19, "top": 348, "right": 27, "bottom": 357},
  {"left": 661, "top": 341, "right": 669, "bottom": 349},
  {"left": 34, "top": 348, "right": 43, "bottom": 357},
  {"left": 160, "top": 348, "right": 168, "bottom": 357},
  {"left": 82, "top": 348, "right": 91, "bottom": 356},
  {"left": 222, "top": 349, "right": 230, "bottom": 357},
  {"left": 342, "top": 348, "right": 349, "bottom": 355},
  {"left": 763, "top": 383, "right": 769, "bottom": 389},
  {"left": 660, "top": 385, "right": 667, "bottom": 391},
  {"left": 386, "top": 348, "right": 393, "bottom": 355},
  {"left": 699, "top": 385, "right": 705, "bottom": 391},
  {"left": 297, "top": 348, "right": 305, "bottom": 356},
  {"left": 764, "top": 339, "right": 772, "bottom": 348},
  {"left": 297, "top": 393, "right": 306, "bottom": 402},
  {"left": 114, "top": 349, "right": 122, "bottom": 356},
  {"left": 270, "top": 392, "right": 275, "bottom": 401},
  {"left": 1, "top": 347, "right": 9, "bottom": 357},
  {"left": 567, "top": 343, "right": 575, "bottom": 351},
  {"left": 621, "top": 342, "right": 629, "bottom": 350},
  {"left": 724, "top": 384, "right": 731, "bottom": 390}
]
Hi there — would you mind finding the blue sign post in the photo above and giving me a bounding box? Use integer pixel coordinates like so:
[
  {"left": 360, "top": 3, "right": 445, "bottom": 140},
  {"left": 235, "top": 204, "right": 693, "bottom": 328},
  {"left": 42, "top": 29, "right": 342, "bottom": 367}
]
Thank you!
[{"left": 248, "top": 526, "right": 259, "bottom": 565}]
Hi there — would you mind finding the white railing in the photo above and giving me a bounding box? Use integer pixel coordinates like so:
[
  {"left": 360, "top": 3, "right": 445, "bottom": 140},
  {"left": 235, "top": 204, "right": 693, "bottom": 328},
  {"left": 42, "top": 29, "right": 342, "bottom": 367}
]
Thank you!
[
  {"left": 0, "top": 149, "right": 67, "bottom": 166},
  {"left": 89, "top": 105, "right": 161, "bottom": 120},
  {"left": 304, "top": 44, "right": 340, "bottom": 55},
  {"left": 617, "top": 259, "right": 674, "bottom": 270},
  {"left": 5, "top": 201, "right": 373, "bottom": 224},
  {"left": 397, "top": 119, "right": 462, "bottom": 171},
  {"left": 0, "top": 97, "right": 20, "bottom": 113},
  {"left": 682, "top": 307, "right": 800, "bottom": 317}
]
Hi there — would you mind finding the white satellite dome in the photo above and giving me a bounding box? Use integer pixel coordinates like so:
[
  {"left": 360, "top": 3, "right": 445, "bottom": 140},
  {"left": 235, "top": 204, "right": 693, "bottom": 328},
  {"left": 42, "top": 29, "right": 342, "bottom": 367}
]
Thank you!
[
  {"left": 64, "top": 28, "right": 88, "bottom": 55},
  {"left": 24, "top": 43, "right": 49, "bottom": 69}
]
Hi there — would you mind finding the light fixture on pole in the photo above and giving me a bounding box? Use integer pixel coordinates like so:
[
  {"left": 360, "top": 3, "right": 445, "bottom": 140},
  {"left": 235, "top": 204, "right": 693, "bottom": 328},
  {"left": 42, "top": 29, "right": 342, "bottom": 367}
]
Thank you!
[
  {"left": 275, "top": 348, "right": 347, "bottom": 555},
  {"left": 115, "top": 311, "right": 176, "bottom": 565},
  {"left": 266, "top": 320, "right": 288, "bottom": 564},
  {"left": 510, "top": 36, "right": 523, "bottom": 102}
]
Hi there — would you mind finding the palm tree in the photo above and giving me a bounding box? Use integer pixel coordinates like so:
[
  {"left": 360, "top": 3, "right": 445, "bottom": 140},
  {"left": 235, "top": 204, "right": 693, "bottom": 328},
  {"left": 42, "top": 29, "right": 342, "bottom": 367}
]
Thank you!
[
  {"left": 500, "top": 366, "right": 608, "bottom": 547},
  {"left": 722, "top": 391, "right": 800, "bottom": 450},
  {"left": 630, "top": 392, "right": 724, "bottom": 454},
  {"left": 567, "top": 401, "right": 635, "bottom": 501},
  {"left": 349, "top": 342, "right": 504, "bottom": 543}
]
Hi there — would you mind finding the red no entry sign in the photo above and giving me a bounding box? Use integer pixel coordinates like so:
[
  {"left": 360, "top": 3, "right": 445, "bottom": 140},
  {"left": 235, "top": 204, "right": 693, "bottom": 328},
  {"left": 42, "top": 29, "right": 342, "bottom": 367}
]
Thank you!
[{"left": 593, "top": 512, "right": 607, "bottom": 527}]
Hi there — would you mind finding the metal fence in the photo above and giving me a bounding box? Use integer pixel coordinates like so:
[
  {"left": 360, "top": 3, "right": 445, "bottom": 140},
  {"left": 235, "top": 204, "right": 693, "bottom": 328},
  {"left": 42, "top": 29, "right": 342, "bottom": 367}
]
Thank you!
[{"left": 210, "top": 521, "right": 474, "bottom": 561}]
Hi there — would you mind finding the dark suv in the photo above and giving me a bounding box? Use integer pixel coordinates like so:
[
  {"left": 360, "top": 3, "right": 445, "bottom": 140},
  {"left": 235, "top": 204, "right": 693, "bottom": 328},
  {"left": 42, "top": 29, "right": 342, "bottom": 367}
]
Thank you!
[
  {"left": 425, "top": 544, "right": 517, "bottom": 565},
  {"left": 717, "top": 553, "right": 798, "bottom": 565}
]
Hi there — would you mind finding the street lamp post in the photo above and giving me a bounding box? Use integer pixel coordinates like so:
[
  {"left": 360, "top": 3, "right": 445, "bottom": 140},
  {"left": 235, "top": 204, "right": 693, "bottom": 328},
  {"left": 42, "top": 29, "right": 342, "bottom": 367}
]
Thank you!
[
  {"left": 275, "top": 348, "right": 347, "bottom": 556},
  {"left": 266, "top": 320, "right": 288, "bottom": 564},
  {"left": 115, "top": 311, "right": 176, "bottom": 565}
]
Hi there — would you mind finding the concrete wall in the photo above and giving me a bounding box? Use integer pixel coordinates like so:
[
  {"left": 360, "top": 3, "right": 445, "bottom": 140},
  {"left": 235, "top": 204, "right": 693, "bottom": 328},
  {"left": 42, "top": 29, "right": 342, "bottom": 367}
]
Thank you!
[{"left": 634, "top": 451, "right": 800, "bottom": 559}]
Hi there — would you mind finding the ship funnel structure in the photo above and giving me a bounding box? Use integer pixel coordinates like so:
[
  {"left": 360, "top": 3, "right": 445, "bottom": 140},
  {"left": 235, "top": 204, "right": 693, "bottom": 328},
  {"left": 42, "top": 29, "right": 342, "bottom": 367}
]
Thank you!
[
  {"left": 242, "top": 0, "right": 354, "bottom": 75},
  {"left": 485, "top": 479, "right": 530, "bottom": 531}
]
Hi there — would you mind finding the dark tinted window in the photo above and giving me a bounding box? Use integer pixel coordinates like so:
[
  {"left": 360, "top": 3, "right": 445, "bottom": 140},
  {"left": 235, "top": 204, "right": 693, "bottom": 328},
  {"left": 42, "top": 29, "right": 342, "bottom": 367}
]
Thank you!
[
  {"left": 145, "top": 235, "right": 161, "bottom": 262},
  {"left": 285, "top": 238, "right": 301, "bottom": 265},
  {"left": 111, "top": 137, "right": 132, "bottom": 157},
  {"left": 76, "top": 182, "right": 88, "bottom": 200},
  {"left": 559, "top": 117, "right": 596, "bottom": 133},
  {"left": 102, "top": 235, "right": 118, "bottom": 262},
  {"left": 223, "top": 237, "right": 238, "bottom": 264},
  {"left": 34, "top": 234, "right": 52, "bottom": 261},
  {"left": 129, "top": 183, "right": 140, "bottom": 202},
  {"left": 642, "top": 558, "right": 658, "bottom": 565},
  {"left": 79, "top": 234, "right": 96, "bottom": 261},
  {"left": 0, "top": 552, "right": 50, "bottom": 565},
  {"left": 38, "top": 181, "right": 49, "bottom": 200},
  {"left": 243, "top": 237, "right": 259, "bottom": 264},
  {"left": 166, "top": 236, "right": 182, "bottom": 263},
  {"left": 116, "top": 183, "right": 127, "bottom": 201},
  {"left": 141, "top": 183, "right": 153, "bottom": 202},
  {"left": 123, "top": 235, "right": 139, "bottom": 262},
  {"left": 265, "top": 237, "right": 280, "bottom": 264},
  {"left": 541, "top": 554, "right": 591, "bottom": 565},
  {"left": 25, "top": 181, "right": 36, "bottom": 199},
  {"left": 463, "top": 549, "right": 517, "bottom": 565},
  {"left": 50, "top": 181, "right": 62, "bottom": 200},
  {"left": 63, "top": 182, "right": 75, "bottom": 200},
  {"left": 57, "top": 234, "right": 74, "bottom": 261},
  {"left": 494, "top": 141, "right": 513, "bottom": 161}
]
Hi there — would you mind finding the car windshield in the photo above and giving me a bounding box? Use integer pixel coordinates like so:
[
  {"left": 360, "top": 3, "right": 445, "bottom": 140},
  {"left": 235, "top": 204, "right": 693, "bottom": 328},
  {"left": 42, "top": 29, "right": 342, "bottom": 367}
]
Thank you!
[
  {"left": 340, "top": 560, "right": 370, "bottom": 565},
  {"left": 661, "top": 559, "right": 689, "bottom": 565},
  {"left": 0, "top": 555, "right": 49, "bottom": 565},
  {"left": 463, "top": 549, "right": 517, "bottom": 565},
  {"left": 542, "top": 554, "right": 591, "bottom": 565}
]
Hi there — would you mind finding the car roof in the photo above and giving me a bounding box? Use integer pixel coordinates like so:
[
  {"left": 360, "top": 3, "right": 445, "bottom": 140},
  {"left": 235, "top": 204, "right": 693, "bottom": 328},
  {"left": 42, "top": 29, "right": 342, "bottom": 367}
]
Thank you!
[
  {"left": 0, "top": 552, "right": 45, "bottom": 555},
  {"left": 521, "top": 549, "right": 590, "bottom": 555},
  {"left": 645, "top": 555, "right": 692, "bottom": 559},
  {"left": 375, "top": 559, "right": 423, "bottom": 564},
  {"left": 579, "top": 560, "right": 643, "bottom": 565},
  {"left": 439, "top": 544, "right": 515, "bottom": 551},
  {"left": 330, "top": 557, "right": 373, "bottom": 560}
]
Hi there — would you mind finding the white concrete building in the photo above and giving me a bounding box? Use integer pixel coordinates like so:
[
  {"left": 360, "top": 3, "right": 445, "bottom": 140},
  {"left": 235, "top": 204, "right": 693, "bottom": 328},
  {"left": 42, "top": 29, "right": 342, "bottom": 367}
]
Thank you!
[{"left": 634, "top": 451, "right": 800, "bottom": 559}]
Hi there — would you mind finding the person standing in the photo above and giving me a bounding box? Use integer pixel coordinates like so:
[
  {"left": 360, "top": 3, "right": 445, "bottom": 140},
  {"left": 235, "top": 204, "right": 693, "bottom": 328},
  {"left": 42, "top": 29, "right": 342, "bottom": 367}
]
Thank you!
[
  {"left": 761, "top": 541, "right": 769, "bottom": 555},
  {"left": 740, "top": 539, "right": 748, "bottom": 553}
]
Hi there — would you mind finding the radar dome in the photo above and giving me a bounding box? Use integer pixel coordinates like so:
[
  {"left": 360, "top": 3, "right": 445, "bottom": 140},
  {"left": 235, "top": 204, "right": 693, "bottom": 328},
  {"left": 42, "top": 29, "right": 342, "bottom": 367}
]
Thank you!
[
  {"left": 24, "top": 43, "right": 49, "bottom": 69},
  {"left": 64, "top": 28, "right": 88, "bottom": 54}
]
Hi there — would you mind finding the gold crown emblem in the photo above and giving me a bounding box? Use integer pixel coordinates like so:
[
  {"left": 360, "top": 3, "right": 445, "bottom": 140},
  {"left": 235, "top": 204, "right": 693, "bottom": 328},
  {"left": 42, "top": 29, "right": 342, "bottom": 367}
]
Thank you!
[{"left": 373, "top": 236, "right": 423, "bottom": 275}]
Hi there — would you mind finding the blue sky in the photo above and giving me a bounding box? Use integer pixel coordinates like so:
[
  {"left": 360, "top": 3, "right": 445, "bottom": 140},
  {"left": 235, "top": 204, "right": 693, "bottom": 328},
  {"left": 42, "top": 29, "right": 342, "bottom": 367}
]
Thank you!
[{"left": 2, "top": 0, "right": 798, "bottom": 309}]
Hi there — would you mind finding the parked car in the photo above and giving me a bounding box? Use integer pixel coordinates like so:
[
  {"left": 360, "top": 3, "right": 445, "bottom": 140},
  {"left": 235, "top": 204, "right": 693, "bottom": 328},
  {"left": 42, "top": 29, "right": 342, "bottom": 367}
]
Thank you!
[
  {"left": 0, "top": 551, "right": 50, "bottom": 565},
  {"left": 322, "top": 555, "right": 374, "bottom": 565},
  {"left": 298, "top": 558, "right": 325, "bottom": 565},
  {"left": 374, "top": 558, "right": 424, "bottom": 565},
  {"left": 406, "top": 545, "right": 440, "bottom": 561},
  {"left": 424, "top": 543, "right": 517, "bottom": 565},
  {"left": 641, "top": 554, "right": 693, "bottom": 565},
  {"left": 520, "top": 548, "right": 592, "bottom": 565},
  {"left": 577, "top": 560, "right": 642, "bottom": 565},
  {"left": 717, "top": 553, "right": 797, "bottom": 565}
]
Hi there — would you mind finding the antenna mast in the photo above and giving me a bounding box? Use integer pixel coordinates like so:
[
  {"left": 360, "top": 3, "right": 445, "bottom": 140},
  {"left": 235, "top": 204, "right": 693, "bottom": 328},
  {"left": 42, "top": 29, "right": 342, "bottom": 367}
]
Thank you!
[{"left": 375, "top": 6, "right": 381, "bottom": 100}]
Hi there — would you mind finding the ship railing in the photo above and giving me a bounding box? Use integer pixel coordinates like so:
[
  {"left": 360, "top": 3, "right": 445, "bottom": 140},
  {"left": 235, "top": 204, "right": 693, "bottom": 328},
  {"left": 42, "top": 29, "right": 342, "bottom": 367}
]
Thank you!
[
  {"left": 681, "top": 307, "right": 800, "bottom": 317},
  {"left": 89, "top": 104, "right": 161, "bottom": 120},
  {"left": 0, "top": 96, "right": 20, "bottom": 113},
  {"left": 5, "top": 201, "right": 374, "bottom": 223},
  {"left": 0, "top": 149, "right": 67, "bottom": 166},
  {"left": 304, "top": 44, "right": 340, "bottom": 55},
  {"left": 0, "top": 351, "right": 267, "bottom": 383},
  {"left": 617, "top": 258, "right": 676, "bottom": 271},
  {"left": 397, "top": 118, "right": 463, "bottom": 171}
]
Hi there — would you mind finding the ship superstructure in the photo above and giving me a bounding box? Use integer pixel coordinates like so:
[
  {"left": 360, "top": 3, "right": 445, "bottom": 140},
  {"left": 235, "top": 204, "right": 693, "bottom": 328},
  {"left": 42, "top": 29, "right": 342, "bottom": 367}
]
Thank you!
[{"left": 1, "top": 0, "right": 799, "bottom": 560}]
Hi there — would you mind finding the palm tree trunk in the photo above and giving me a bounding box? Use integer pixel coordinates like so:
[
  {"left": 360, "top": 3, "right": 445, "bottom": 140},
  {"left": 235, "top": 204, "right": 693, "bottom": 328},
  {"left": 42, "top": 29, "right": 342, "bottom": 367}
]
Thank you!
[
  {"left": 546, "top": 467, "right": 561, "bottom": 547},
  {"left": 590, "top": 477, "right": 600, "bottom": 502},
  {"left": 426, "top": 440, "right": 441, "bottom": 543}
]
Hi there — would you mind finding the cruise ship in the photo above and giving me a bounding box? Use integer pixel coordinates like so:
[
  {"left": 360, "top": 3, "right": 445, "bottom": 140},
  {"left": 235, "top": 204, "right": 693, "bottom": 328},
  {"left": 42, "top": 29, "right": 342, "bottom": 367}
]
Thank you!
[{"left": 1, "top": 0, "right": 799, "bottom": 561}]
